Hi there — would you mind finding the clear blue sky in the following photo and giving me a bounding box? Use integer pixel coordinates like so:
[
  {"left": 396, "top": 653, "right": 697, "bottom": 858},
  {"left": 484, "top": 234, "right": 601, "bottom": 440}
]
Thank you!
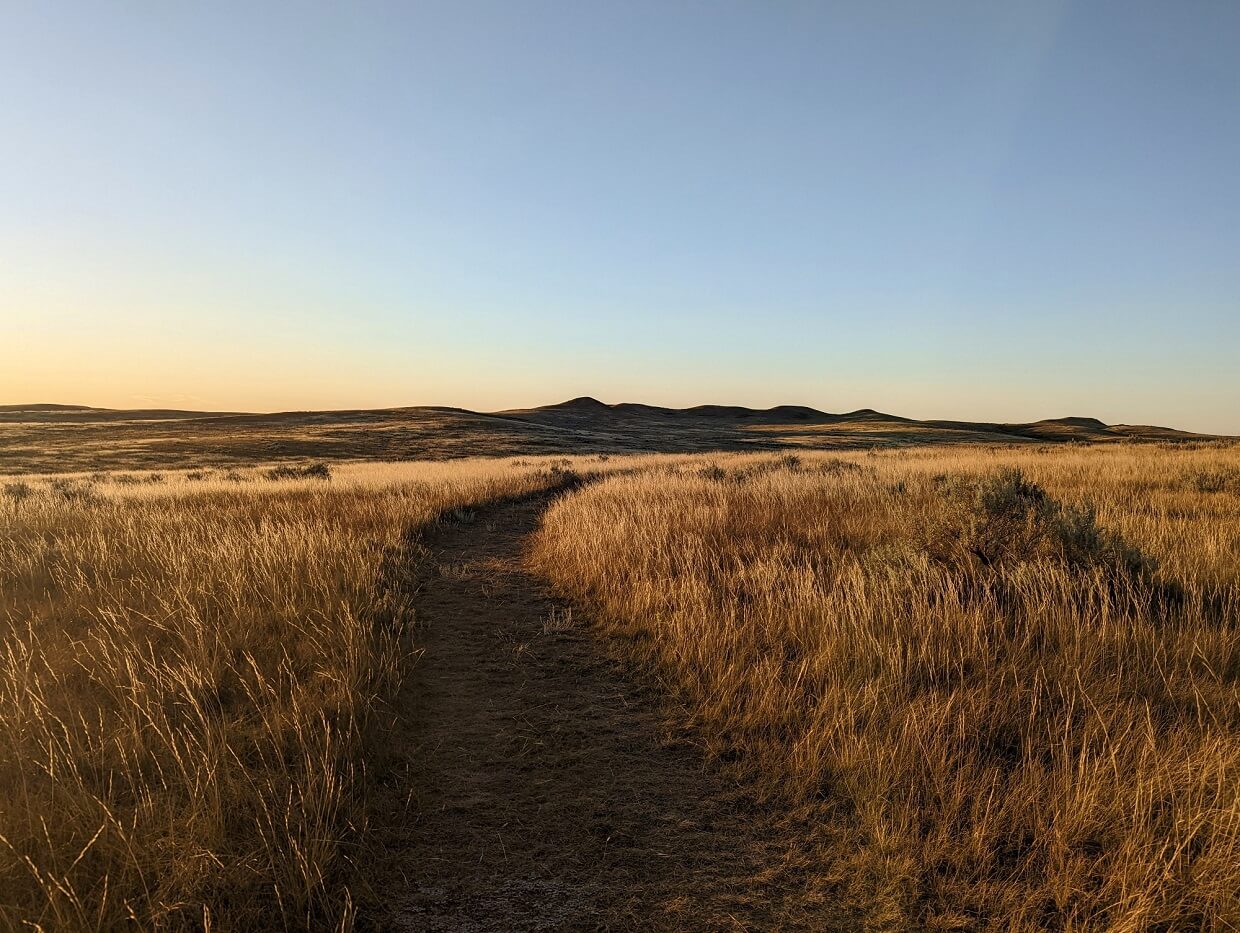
[{"left": 3, "top": 1, "right": 1237, "bottom": 431}]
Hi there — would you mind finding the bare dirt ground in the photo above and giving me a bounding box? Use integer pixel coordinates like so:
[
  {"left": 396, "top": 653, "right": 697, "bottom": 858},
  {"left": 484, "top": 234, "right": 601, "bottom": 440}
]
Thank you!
[{"left": 360, "top": 492, "right": 850, "bottom": 931}]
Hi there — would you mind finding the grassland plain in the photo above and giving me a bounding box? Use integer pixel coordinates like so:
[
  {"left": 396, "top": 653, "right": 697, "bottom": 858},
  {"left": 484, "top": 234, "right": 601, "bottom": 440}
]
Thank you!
[
  {"left": 0, "top": 400, "right": 1215, "bottom": 474},
  {"left": 3, "top": 440, "right": 1239, "bottom": 931},
  {"left": 531, "top": 443, "right": 1240, "bottom": 930},
  {"left": 0, "top": 457, "right": 624, "bottom": 931}
]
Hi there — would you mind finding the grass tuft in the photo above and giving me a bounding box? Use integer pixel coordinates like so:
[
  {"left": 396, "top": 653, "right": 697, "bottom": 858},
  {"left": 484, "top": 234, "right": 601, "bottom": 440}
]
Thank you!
[
  {"left": 264, "top": 462, "right": 333, "bottom": 481},
  {"left": 932, "top": 466, "right": 1153, "bottom": 577}
]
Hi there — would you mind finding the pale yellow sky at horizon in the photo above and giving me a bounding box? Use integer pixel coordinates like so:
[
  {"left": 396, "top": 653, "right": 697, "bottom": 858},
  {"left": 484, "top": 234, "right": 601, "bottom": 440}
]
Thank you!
[
  {"left": 6, "top": 324, "right": 1234, "bottom": 435},
  {"left": 6, "top": 274, "right": 1235, "bottom": 433}
]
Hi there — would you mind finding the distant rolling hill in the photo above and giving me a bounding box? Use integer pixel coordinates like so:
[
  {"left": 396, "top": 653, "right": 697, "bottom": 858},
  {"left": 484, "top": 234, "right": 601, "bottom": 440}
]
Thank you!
[{"left": 0, "top": 397, "right": 1226, "bottom": 473}]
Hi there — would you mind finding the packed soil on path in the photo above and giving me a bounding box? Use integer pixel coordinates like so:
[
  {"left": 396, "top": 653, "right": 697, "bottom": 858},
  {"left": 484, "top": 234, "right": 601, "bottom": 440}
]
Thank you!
[{"left": 361, "top": 492, "right": 848, "bottom": 931}]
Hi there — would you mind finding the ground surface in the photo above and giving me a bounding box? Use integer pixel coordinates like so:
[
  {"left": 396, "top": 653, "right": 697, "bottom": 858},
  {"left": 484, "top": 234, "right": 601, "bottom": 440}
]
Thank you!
[
  {"left": 3, "top": 398, "right": 1211, "bottom": 472},
  {"left": 360, "top": 491, "right": 848, "bottom": 931}
]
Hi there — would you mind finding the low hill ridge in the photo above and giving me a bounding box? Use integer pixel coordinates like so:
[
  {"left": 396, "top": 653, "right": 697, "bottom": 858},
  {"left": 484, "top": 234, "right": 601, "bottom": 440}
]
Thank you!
[
  {"left": 545, "top": 396, "right": 609, "bottom": 410},
  {"left": 2, "top": 398, "right": 1226, "bottom": 473},
  {"left": 1036, "top": 416, "right": 1108, "bottom": 429}
]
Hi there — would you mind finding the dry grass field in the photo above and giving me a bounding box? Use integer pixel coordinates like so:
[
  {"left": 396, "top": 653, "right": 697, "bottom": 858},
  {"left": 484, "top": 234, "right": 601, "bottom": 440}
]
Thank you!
[
  {"left": 3, "top": 437, "right": 1239, "bottom": 930},
  {"left": 0, "top": 458, "right": 599, "bottom": 930},
  {"left": 0, "top": 399, "right": 1215, "bottom": 474},
  {"left": 532, "top": 443, "right": 1240, "bottom": 930}
]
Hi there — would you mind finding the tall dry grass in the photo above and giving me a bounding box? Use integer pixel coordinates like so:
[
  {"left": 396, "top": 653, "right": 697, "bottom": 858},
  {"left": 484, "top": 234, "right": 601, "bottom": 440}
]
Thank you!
[
  {"left": 0, "top": 458, "right": 587, "bottom": 931},
  {"left": 532, "top": 444, "right": 1240, "bottom": 930}
]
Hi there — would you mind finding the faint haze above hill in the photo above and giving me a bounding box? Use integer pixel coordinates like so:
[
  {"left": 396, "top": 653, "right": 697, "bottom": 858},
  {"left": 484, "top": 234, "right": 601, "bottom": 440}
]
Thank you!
[{"left": 2, "top": 1, "right": 1237, "bottom": 433}]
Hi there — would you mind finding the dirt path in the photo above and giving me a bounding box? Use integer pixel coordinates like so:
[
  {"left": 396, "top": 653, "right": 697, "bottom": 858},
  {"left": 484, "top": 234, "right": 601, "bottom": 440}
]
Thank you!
[{"left": 362, "top": 492, "right": 846, "bottom": 931}]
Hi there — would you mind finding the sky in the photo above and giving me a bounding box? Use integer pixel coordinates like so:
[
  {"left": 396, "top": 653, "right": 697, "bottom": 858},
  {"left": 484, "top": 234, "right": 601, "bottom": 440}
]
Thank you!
[{"left": 2, "top": 1, "right": 1237, "bottom": 432}]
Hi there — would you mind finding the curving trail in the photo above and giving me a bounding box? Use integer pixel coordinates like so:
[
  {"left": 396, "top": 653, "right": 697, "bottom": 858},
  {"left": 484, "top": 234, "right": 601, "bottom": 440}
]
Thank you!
[{"left": 362, "top": 492, "right": 846, "bottom": 931}]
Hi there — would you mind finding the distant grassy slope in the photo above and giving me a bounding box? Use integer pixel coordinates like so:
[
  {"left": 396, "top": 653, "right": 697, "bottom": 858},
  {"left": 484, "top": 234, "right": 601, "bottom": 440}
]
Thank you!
[{"left": 0, "top": 397, "right": 1224, "bottom": 473}]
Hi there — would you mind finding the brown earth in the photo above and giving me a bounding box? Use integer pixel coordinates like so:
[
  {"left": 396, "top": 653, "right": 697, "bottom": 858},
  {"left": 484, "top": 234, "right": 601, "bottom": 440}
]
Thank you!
[{"left": 358, "top": 491, "right": 850, "bottom": 931}]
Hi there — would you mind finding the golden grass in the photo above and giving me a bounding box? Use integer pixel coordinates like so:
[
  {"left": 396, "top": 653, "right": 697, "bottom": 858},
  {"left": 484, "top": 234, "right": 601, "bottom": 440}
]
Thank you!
[
  {"left": 0, "top": 457, "right": 606, "bottom": 930},
  {"left": 531, "top": 443, "right": 1240, "bottom": 930}
]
